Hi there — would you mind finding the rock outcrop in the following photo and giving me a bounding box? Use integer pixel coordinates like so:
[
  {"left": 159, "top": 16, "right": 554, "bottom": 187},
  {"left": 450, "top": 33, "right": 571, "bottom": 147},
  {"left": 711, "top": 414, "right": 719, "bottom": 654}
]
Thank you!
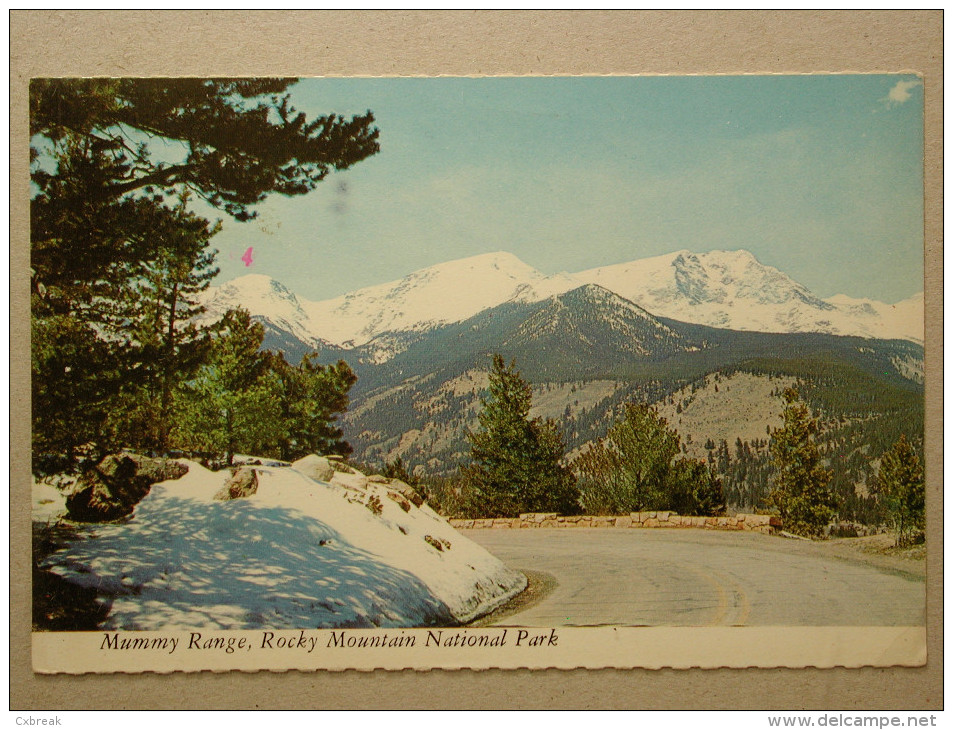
[
  {"left": 214, "top": 467, "right": 259, "bottom": 501},
  {"left": 66, "top": 453, "right": 188, "bottom": 522},
  {"left": 291, "top": 454, "right": 335, "bottom": 483}
]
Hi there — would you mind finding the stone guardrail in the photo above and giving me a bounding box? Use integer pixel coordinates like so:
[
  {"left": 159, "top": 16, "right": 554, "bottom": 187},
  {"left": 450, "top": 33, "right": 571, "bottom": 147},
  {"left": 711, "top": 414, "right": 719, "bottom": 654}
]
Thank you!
[{"left": 450, "top": 511, "right": 781, "bottom": 534}]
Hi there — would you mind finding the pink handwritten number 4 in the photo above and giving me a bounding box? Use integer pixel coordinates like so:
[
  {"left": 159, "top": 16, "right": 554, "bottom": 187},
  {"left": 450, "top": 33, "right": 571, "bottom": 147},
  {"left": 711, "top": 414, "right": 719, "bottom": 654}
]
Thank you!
[{"left": 242, "top": 247, "right": 254, "bottom": 267}]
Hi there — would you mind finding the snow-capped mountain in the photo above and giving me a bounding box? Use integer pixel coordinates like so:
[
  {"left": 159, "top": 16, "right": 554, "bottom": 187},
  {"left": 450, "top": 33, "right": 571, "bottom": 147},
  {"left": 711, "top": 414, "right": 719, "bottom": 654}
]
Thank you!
[
  {"left": 302, "top": 251, "right": 576, "bottom": 348},
  {"left": 200, "top": 249, "right": 923, "bottom": 361},
  {"left": 823, "top": 291, "right": 924, "bottom": 343},
  {"left": 201, "top": 251, "right": 577, "bottom": 355},
  {"left": 361, "top": 283, "right": 693, "bottom": 387},
  {"left": 574, "top": 249, "right": 924, "bottom": 343},
  {"left": 200, "top": 274, "right": 332, "bottom": 352}
]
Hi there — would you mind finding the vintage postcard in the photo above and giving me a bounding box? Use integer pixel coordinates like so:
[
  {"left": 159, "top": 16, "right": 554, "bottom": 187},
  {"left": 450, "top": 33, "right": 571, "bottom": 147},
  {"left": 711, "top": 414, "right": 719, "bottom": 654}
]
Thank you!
[{"left": 28, "top": 74, "right": 927, "bottom": 675}]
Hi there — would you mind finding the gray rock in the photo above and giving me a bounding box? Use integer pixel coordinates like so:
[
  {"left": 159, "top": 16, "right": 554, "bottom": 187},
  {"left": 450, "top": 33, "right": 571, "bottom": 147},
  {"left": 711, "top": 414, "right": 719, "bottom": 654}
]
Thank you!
[
  {"left": 214, "top": 467, "right": 259, "bottom": 501},
  {"left": 389, "top": 479, "right": 425, "bottom": 507},
  {"left": 291, "top": 454, "right": 335, "bottom": 482},
  {"left": 66, "top": 454, "right": 189, "bottom": 522}
]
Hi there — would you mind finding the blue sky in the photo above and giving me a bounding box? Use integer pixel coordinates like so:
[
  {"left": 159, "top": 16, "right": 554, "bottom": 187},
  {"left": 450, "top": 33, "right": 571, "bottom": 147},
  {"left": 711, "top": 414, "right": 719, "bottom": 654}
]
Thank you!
[{"left": 206, "top": 75, "right": 924, "bottom": 304}]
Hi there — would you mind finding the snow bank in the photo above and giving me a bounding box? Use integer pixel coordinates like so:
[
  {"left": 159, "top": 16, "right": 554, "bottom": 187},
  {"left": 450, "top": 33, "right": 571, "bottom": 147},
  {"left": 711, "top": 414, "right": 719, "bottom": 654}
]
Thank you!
[
  {"left": 32, "top": 477, "right": 69, "bottom": 523},
  {"left": 37, "top": 460, "right": 526, "bottom": 631}
]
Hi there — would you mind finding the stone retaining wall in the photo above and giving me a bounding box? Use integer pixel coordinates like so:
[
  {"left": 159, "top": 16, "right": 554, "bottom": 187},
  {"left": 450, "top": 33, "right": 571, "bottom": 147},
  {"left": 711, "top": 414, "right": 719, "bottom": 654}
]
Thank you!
[{"left": 449, "top": 511, "right": 781, "bottom": 534}]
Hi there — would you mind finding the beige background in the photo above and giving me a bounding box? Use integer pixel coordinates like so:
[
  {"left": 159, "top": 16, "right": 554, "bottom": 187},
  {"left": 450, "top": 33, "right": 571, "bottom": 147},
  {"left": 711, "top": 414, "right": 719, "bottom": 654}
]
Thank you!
[{"left": 10, "top": 10, "right": 942, "bottom": 710}]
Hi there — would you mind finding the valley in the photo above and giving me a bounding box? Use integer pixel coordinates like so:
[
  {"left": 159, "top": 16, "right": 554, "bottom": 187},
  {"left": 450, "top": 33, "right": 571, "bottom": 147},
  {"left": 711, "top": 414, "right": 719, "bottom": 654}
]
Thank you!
[{"left": 199, "top": 248, "right": 925, "bottom": 521}]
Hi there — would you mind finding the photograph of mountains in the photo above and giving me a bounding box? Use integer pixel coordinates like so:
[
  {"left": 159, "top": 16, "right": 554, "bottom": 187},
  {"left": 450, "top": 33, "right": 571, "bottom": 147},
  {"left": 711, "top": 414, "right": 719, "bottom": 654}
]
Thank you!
[
  {"left": 30, "top": 75, "right": 925, "bottom": 634},
  {"left": 204, "top": 248, "right": 923, "bottom": 513}
]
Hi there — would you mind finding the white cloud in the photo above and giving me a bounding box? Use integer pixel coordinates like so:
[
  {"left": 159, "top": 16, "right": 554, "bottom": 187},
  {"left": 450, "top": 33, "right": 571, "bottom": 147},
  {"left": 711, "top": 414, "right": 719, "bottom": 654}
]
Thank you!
[{"left": 883, "top": 79, "right": 922, "bottom": 106}]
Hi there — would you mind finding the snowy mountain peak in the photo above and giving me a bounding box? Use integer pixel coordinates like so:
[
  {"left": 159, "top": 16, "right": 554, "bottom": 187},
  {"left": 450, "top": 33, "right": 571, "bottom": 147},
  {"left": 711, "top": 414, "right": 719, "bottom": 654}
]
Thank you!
[
  {"left": 201, "top": 273, "right": 324, "bottom": 348},
  {"left": 575, "top": 248, "right": 843, "bottom": 331},
  {"left": 201, "top": 248, "right": 923, "bottom": 361},
  {"left": 299, "top": 251, "right": 574, "bottom": 348},
  {"left": 454, "top": 250, "right": 527, "bottom": 269}
]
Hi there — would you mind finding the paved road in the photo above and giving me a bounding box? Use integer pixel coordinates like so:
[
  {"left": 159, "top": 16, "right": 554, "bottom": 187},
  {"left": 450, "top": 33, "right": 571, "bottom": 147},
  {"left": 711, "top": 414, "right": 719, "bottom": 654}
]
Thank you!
[{"left": 464, "top": 528, "right": 925, "bottom": 626}]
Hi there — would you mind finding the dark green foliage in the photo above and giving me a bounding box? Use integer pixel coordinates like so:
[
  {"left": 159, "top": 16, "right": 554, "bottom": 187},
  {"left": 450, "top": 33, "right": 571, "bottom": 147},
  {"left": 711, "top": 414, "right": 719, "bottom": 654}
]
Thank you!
[
  {"left": 462, "top": 355, "right": 580, "bottom": 518},
  {"left": 171, "top": 309, "right": 280, "bottom": 464},
  {"left": 769, "top": 388, "right": 837, "bottom": 537},
  {"left": 268, "top": 351, "right": 357, "bottom": 461},
  {"left": 32, "top": 313, "right": 119, "bottom": 463},
  {"left": 382, "top": 456, "right": 418, "bottom": 487},
  {"left": 170, "top": 310, "right": 356, "bottom": 465},
  {"left": 669, "top": 458, "right": 725, "bottom": 517},
  {"left": 340, "top": 285, "right": 923, "bottom": 509},
  {"left": 30, "top": 78, "right": 378, "bottom": 467},
  {"left": 715, "top": 437, "right": 775, "bottom": 513},
  {"left": 104, "top": 196, "right": 221, "bottom": 452},
  {"left": 30, "top": 78, "right": 380, "bottom": 221},
  {"left": 876, "top": 435, "right": 925, "bottom": 547},
  {"left": 573, "top": 403, "right": 723, "bottom": 516}
]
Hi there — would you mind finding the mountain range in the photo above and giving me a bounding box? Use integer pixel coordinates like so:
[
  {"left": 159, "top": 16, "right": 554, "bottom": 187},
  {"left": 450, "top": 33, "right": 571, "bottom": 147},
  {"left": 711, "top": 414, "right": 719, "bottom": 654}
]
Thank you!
[
  {"left": 200, "top": 249, "right": 923, "bottom": 365},
  {"left": 198, "top": 248, "right": 924, "bottom": 509}
]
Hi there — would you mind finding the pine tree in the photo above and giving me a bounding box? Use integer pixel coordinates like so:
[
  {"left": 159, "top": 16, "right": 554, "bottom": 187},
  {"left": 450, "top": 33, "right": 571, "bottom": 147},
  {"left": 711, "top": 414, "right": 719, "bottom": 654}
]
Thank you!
[
  {"left": 30, "top": 78, "right": 380, "bottom": 466},
  {"left": 30, "top": 78, "right": 379, "bottom": 223},
  {"left": 105, "top": 195, "right": 221, "bottom": 451},
  {"left": 382, "top": 456, "right": 418, "bottom": 487},
  {"left": 171, "top": 309, "right": 282, "bottom": 464},
  {"left": 31, "top": 312, "right": 120, "bottom": 468},
  {"left": 769, "top": 387, "right": 837, "bottom": 537},
  {"left": 269, "top": 352, "right": 357, "bottom": 461},
  {"left": 31, "top": 139, "right": 165, "bottom": 463},
  {"left": 669, "top": 458, "right": 725, "bottom": 517},
  {"left": 462, "top": 355, "right": 579, "bottom": 517},
  {"left": 877, "top": 434, "right": 925, "bottom": 547},
  {"left": 573, "top": 403, "right": 722, "bottom": 516}
]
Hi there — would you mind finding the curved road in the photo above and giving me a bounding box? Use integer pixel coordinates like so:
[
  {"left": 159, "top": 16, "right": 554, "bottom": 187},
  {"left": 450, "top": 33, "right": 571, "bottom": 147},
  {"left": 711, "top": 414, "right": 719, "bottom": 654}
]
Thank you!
[{"left": 464, "top": 528, "right": 924, "bottom": 626}]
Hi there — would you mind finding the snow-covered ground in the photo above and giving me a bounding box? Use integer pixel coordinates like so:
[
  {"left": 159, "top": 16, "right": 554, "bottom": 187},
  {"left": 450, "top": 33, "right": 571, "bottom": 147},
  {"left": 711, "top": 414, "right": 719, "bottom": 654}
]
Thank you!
[{"left": 34, "top": 461, "right": 526, "bottom": 631}]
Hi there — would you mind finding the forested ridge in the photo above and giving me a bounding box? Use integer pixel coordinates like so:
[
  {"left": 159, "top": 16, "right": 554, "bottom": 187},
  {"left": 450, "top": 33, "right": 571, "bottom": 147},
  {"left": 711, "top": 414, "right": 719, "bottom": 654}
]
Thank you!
[{"left": 337, "top": 304, "right": 923, "bottom": 526}]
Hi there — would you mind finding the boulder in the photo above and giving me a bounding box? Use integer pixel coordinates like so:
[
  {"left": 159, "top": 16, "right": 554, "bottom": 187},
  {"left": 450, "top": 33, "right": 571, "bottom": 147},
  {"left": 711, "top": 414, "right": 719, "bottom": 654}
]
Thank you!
[
  {"left": 330, "top": 470, "right": 369, "bottom": 492},
  {"left": 292, "top": 454, "right": 335, "bottom": 483},
  {"left": 66, "top": 453, "right": 189, "bottom": 522},
  {"left": 386, "top": 490, "right": 412, "bottom": 512},
  {"left": 214, "top": 467, "right": 259, "bottom": 501},
  {"left": 389, "top": 479, "right": 425, "bottom": 507}
]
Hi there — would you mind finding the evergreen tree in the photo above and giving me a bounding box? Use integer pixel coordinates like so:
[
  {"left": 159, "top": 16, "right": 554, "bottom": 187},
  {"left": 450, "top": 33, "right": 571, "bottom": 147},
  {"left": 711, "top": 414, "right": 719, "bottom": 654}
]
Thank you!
[
  {"left": 172, "top": 309, "right": 282, "bottom": 464},
  {"left": 30, "top": 78, "right": 379, "bottom": 223},
  {"left": 30, "top": 78, "right": 379, "bottom": 465},
  {"left": 462, "top": 355, "right": 579, "bottom": 517},
  {"left": 382, "top": 456, "right": 418, "bottom": 487},
  {"left": 669, "top": 458, "right": 725, "bottom": 517},
  {"left": 269, "top": 352, "right": 357, "bottom": 461},
  {"left": 31, "top": 313, "right": 119, "bottom": 467},
  {"left": 105, "top": 195, "right": 221, "bottom": 451},
  {"left": 769, "top": 388, "right": 837, "bottom": 537},
  {"left": 573, "top": 403, "right": 723, "bottom": 516},
  {"left": 31, "top": 140, "right": 171, "bottom": 463},
  {"left": 877, "top": 434, "right": 925, "bottom": 547}
]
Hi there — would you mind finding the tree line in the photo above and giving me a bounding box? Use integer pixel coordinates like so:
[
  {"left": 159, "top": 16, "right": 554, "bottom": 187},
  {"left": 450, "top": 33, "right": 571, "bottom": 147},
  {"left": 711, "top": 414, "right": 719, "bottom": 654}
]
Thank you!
[
  {"left": 30, "top": 78, "right": 379, "bottom": 470},
  {"left": 431, "top": 356, "right": 923, "bottom": 545}
]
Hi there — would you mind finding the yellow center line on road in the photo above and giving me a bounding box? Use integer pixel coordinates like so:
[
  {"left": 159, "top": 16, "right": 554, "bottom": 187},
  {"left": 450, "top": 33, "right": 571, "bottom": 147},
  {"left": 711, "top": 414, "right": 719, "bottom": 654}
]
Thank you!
[
  {"left": 685, "top": 564, "right": 730, "bottom": 626},
  {"left": 686, "top": 564, "right": 751, "bottom": 626}
]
